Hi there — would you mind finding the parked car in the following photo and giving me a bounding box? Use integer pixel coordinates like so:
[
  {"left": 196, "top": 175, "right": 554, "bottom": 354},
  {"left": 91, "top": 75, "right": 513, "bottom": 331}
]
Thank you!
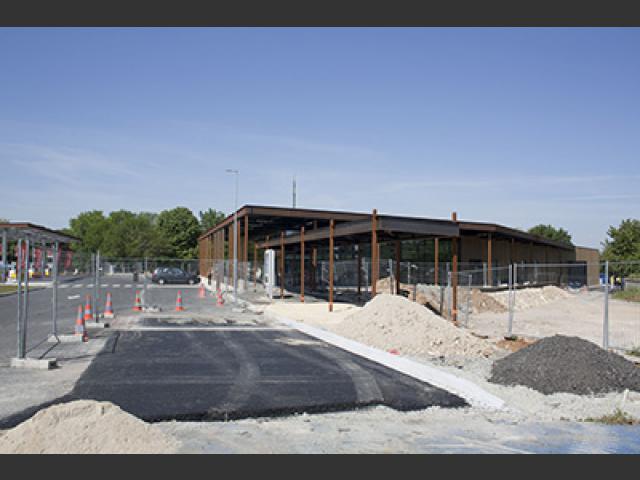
[{"left": 151, "top": 267, "right": 198, "bottom": 285}]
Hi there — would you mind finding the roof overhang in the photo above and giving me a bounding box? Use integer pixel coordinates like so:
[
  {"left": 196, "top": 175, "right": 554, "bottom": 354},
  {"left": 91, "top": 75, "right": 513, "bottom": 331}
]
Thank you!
[
  {"left": 458, "top": 221, "right": 575, "bottom": 251},
  {"left": 0, "top": 223, "right": 78, "bottom": 244},
  {"left": 258, "top": 216, "right": 459, "bottom": 249}
]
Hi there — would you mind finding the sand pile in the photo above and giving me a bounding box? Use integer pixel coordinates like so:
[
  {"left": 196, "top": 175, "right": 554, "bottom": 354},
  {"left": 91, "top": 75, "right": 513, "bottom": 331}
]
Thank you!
[
  {"left": 0, "top": 400, "right": 179, "bottom": 454},
  {"left": 332, "top": 294, "right": 497, "bottom": 359},
  {"left": 413, "top": 284, "right": 570, "bottom": 314},
  {"left": 488, "top": 286, "right": 570, "bottom": 312},
  {"left": 489, "top": 335, "right": 640, "bottom": 395}
]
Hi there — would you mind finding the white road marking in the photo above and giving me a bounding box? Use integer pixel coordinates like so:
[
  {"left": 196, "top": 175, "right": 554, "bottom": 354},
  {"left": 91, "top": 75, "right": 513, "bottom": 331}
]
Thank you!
[
  {"left": 136, "top": 284, "right": 144, "bottom": 288},
  {"left": 101, "top": 284, "right": 108, "bottom": 288},
  {"left": 124, "top": 284, "right": 132, "bottom": 288},
  {"left": 129, "top": 326, "right": 293, "bottom": 332},
  {"left": 73, "top": 284, "right": 83, "bottom": 288},
  {"left": 87, "top": 284, "right": 94, "bottom": 288},
  {"left": 113, "top": 284, "right": 120, "bottom": 288},
  {"left": 59, "top": 285, "right": 69, "bottom": 289},
  {"left": 67, "top": 294, "right": 81, "bottom": 300}
]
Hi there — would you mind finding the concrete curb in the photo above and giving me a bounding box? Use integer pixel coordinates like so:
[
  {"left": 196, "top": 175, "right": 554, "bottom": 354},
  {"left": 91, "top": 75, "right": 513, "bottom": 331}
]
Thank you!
[{"left": 263, "top": 310, "right": 505, "bottom": 411}]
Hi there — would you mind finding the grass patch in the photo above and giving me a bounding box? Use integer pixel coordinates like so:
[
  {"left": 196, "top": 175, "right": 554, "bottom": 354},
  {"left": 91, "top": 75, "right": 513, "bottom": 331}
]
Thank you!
[
  {"left": 612, "top": 287, "right": 640, "bottom": 303},
  {"left": 0, "top": 285, "right": 37, "bottom": 295},
  {"left": 0, "top": 285, "right": 17, "bottom": 294},
  {"left": 628, "top": 346, "right": 640, "bottom": 358},
  {"left": 584, "top": 409, "right": 639, "bottom": 425}
]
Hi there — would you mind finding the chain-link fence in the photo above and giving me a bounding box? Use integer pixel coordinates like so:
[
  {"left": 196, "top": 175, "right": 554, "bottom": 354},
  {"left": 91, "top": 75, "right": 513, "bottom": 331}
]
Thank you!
[
  {"left": 455, "top": 261, "right": 640, "bottom": 353},
  {"left": 241, "top": 252, "right": 639, "bottom": 354}
]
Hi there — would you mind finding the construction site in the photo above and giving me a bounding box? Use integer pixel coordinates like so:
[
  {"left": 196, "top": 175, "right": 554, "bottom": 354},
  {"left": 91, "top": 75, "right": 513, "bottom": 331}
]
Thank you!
[{"left": 0, "top": 202, "right": 639, "bottom": 453}]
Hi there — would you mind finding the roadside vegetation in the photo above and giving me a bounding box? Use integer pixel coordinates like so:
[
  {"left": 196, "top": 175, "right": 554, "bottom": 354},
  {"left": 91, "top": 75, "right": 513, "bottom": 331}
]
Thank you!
[
  {"left": 584, "top": 408, "right": 639, "bottom": 426},
  {"left": 612, "top": 287, "right": 640, "bottom": 303}
]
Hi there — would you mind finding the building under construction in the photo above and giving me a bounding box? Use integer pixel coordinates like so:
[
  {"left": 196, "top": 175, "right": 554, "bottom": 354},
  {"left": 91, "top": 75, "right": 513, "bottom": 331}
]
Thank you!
[{"left": 198, "top": 205, "right": 599, "bottom": 318}]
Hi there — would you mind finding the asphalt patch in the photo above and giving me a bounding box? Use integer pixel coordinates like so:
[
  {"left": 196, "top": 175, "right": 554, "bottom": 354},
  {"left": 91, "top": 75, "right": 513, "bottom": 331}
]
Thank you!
[{"left": 0, "top": 329, "right": 466, "bottom": 427}]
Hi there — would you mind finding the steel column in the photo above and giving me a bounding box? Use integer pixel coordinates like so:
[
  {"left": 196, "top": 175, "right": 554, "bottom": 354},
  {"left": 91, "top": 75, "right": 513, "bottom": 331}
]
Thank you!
[
  {"left": 434, "top": 237, "right": 439, "bottom": 286},
  {"left": 357, "top": 244, "right": 362, "bottom": 298},
  {"left": 487, "top": 233, "right": 493, "bottom": 287},
  {"left": 329, "top": 219, "right": 335, "bottom": 312},
  {"left": 52, "top": 241, "right": 59, "bottom": 337},
  {"left": 603, "top": 261, "right": 609, "bottom": 349},
  {"left": 16, "top": 239, "right": 23, "bottom": 358},
  {"left": 280, "top": 232, "right": 285, "bottom": 299},
  {"left": 394, "top": 239, "right": 401, "bottom": 295},
  {"left": 300, "top": 226, "right": 305, "bottom": 303},
  {"left": 253, "top": 242, "right": 257, "bottom": 291},
  {"left": 451, "top": 212, "right": 458, "bottom": 324},
  {"left": 1, "top": 230, "right": 6, "bottom": 283},
  {"left": 244, "top": 215, "right": 249, "bottom": 285},
  {"left": 371, "top": 209, "right": 378, "bottom": 296}
]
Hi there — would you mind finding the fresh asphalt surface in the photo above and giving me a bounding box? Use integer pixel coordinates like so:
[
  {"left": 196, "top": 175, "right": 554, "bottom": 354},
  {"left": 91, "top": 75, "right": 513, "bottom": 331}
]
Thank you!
[{"left": 0, "top": 276, "right": 466, "bottom": 427}]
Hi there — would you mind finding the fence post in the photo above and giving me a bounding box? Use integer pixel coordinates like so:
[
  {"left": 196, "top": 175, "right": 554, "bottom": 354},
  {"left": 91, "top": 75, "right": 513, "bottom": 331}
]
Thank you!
[
  {"left": 603, "top": 260, "right": 609, "bottom": 350},
  {"left": 507, "top": 263, "right": 514, "bottom": 337},
  {"left": 465, "top": 273, "right": 471, "bottom": 327},
  {"left": 483, "top": 262, "right": 487, "bottom": 287},
  {"left": 447, "top": 270, "right": 452, "bottom": 319}
]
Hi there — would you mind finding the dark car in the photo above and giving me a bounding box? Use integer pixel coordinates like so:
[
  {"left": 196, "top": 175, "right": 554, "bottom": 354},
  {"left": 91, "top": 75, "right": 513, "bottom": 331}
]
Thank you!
[{"left": 151, "top": 267, "right": 199, "bottom": 285}]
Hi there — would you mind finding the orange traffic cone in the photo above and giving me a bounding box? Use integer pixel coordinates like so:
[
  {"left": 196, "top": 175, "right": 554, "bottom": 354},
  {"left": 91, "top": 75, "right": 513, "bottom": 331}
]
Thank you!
[
  {"left": 84, "top": 295, "right": 93, "bottom": 322},
  {"left": 198, "top": 283, "right": 205, "bottom": 298},
  {"left": 132, "top": 290, "right": 142, "bottom": 311},
  {"left": 75, "top": 305, "right": 84, "bottom": 335},
  {"left": 216, "top": 289, "right": 224, "bottom": 307},
  {"left": 104, "top": 292, "right": 114, "bottom": 318},
  {"left": 75, "top": 305, "right": 88, "bottom": 341},
  {"left": 175, "top": 291, "right": 185, "bottom": 311}
]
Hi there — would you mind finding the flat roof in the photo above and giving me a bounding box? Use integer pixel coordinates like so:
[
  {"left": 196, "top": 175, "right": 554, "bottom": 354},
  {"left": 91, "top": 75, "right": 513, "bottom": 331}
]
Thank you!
[
  {"left": 199, "top": 204, "right": 575, "bottom": 251},
  {"left": 0, "top": 223, "right": 78, "bottom": 244}
]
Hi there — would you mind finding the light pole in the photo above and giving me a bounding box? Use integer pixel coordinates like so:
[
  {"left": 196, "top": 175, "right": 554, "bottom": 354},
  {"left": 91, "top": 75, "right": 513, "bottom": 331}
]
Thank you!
[{"left": 226, "top": 169, "right": 239, "bottom": 303}]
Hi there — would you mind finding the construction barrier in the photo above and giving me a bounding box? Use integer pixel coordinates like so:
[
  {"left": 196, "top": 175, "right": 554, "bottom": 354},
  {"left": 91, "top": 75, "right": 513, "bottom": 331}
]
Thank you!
[
  {"left": 175, "top": 291, "right": 184, "bottom": 311},
  {"left": 104, "top": 292, "right": 114, "bottom": 318},
  {"left": 132, "top": 290, "right": 142, "bottom": 311},
  {"left": 83, "top": 295, "right": 93, "bottom": 322}
]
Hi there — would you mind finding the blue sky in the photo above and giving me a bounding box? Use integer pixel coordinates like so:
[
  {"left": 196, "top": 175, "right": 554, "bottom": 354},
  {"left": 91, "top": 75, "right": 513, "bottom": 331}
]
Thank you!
[{"left": 0, "top": 28, "right": 638, "bottom": 248}]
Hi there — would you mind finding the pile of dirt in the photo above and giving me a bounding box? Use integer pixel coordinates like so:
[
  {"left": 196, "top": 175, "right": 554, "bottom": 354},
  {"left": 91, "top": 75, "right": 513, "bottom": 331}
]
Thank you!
[
  {"left": 489, "top": 335, "right": 640, "bottom": 395},
  {"left": 0, "top": 400, "right": 179, "bottom": 454},
  {"left": 413, "top": 284, "right": 570, "bottom": 314},
  {"left": 488, "top": 286, "right": 570, "bottom": 312},
  {"left": 333, "top": 294, "right": 497, "bottom": 359}
]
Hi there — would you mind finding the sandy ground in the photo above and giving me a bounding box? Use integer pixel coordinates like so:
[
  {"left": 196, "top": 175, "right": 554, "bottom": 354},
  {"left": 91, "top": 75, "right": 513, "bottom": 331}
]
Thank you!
[
  {"left": 469, "top": 290, "right": 640, "bottom": 351},
  {"left": 158, "top": 404, "right": 640, "bottom": 454},
  {"left": 0, "top": 400, "right": 178, "bottom": 454},
  {"left": 266, "top": 301, "right": 360, "bottom": 325}
]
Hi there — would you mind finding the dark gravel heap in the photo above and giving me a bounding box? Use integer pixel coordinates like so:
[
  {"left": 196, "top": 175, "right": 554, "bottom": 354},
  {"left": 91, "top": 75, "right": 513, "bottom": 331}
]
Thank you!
[{"left": 489, "top": 335, "right": 640, "bottom": 395}]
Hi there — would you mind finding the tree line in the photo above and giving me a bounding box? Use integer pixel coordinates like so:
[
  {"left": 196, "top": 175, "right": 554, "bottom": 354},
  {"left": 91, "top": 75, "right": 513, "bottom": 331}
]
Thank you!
[{"left": 62, "top": 207, "right": 226, "bottom": 260}]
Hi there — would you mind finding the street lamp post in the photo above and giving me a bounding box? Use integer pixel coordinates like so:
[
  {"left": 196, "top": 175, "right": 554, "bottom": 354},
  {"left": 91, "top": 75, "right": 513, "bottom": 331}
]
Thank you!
[{"left": 226, "top": 169, "right": 239, "bottom": 304}]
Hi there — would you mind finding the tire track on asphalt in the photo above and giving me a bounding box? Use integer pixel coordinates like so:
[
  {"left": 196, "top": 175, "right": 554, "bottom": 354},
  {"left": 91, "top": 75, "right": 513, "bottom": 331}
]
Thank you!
[
  {"left": 185, "top": 330, "right": 260, "bottom": 418},
  {"left": 273, "top": 333, "right": 384, "bottom": 405}
]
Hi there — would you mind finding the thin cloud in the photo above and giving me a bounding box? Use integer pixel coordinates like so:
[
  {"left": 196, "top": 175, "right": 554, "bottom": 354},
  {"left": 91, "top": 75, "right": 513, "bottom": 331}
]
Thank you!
[{"left": 1, "top": 142, "right": 143, "bottom": 185}]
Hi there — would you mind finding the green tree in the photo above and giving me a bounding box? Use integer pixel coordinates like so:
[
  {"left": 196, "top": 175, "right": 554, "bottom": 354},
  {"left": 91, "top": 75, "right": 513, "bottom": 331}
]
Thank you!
[
  {"left": 157, "top": 207, "right": 201, "bottom": 259},
  {"left": 67, "top": 210, "right": 108, "bottom": 254},
  {"left": 602, "top": 219, "right": 640, "bottom": 277},
  {"left": 199, "top": 208, "right": 226, "bottom": 233},
  {"left": 528, "top": 224, "right": 573, "bottom": 246}
]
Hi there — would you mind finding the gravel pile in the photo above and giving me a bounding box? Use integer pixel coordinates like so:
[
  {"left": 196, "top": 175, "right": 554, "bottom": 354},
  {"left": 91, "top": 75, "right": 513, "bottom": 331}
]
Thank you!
[{"left": 489, "top": 335, "right": 640, "bottom": 395}]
